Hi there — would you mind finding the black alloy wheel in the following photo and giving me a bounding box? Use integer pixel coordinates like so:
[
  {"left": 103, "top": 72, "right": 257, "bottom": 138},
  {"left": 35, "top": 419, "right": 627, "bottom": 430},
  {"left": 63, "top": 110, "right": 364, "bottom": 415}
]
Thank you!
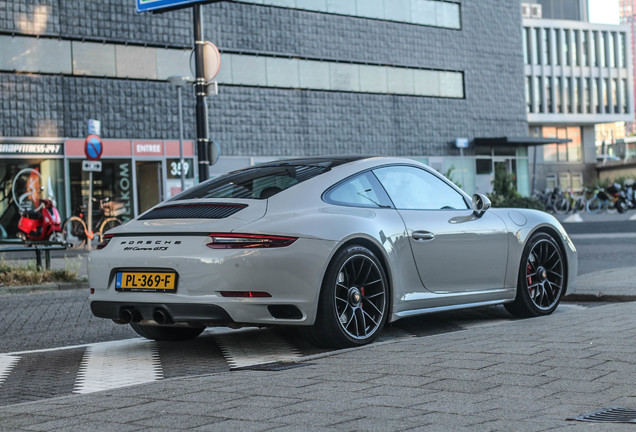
[
  {"left": 505, "top": 232, "right": 566, "bottom": 318},
  {"left": 306, "top": 245, "right": 389, "bottom": 348}
]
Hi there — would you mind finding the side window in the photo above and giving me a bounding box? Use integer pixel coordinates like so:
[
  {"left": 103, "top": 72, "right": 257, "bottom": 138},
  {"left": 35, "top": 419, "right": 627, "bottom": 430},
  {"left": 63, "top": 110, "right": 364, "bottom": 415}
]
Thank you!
[
  {"left": 373, "top": 166, "right": 469, "bottom": 210},
  {"left": 324, "top": 172, "right": 390, "bottom": 208}
]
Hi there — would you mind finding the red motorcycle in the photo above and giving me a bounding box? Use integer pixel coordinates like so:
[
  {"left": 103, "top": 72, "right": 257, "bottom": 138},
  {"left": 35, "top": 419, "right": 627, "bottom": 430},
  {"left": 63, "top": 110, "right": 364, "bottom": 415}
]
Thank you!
[
  {"left": 12, "top": 168, "right": 64, "bottom": 242},
  {"left": 16, "top": 198, "right": 63, "bottom": 242}
]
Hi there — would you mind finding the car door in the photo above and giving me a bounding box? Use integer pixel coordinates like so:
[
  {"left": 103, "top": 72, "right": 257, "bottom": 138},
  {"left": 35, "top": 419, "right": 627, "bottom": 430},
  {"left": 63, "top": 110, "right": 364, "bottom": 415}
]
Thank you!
[{"left": 373, "top": 165, "right": 509, "bottom": 294}]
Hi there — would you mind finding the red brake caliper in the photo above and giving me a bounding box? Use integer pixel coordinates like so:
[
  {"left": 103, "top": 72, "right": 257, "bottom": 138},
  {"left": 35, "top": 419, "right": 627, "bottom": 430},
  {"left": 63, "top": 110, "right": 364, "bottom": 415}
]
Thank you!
[
  {"left": 527, "top": 263, "right": 533, "bottom": 295},
  {"left": 360, "top": 287, "right": 365, "bottom": 309}
]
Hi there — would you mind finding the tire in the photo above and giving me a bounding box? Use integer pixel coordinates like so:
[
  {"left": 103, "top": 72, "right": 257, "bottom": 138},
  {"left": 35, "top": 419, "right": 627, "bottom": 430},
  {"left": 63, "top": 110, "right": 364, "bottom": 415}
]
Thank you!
[
  {"left": 505, "top": 232, "right": 566, "bottom": 318},
  {"left": 586, "top": 197, "right": 601, "bottom": 214},
  {"left": 62, "top": 217, "right": 87, "bottom": 249},
  {"left": 130, "top": 323, "right": 204, "bottom": 341},
  {"left": 99, "top": 218, "right": 122, "bottom": 242},
  {"left": 573, "top": 196, "right": 586, "bottom": 213},
  {"left": 553, "top": 197, "right": 570, "bottom": 214},
  {"left": 48, "top": 231, "right": 64, "bottom": 243},
  {"left": 305, "top": 245, "right": 389, "bottom": 348}
]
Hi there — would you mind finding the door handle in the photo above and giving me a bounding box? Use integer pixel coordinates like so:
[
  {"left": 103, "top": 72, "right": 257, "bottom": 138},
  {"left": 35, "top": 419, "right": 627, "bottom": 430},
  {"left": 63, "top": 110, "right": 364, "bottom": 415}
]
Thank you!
[{"left": 412, "top": 231, "right": 435, "bottom": 241}]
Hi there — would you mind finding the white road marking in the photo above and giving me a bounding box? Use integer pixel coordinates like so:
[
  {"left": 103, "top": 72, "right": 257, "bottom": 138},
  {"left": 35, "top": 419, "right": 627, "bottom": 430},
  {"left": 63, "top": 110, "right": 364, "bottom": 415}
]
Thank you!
[
  {"left": 563, "top": 213, "right": 584, "bottom": 223},
  {"left": 0, "top": 355, "right": 20, "bottom": 387},
  {"left": 215, "top": 331, "right": 301, "bottom": 369},
  {"left": 570, "top": 233, "right": 636, "bottom": 240},
  {"left": 631, "top": 213, "right": 636, "bottom": 221},
  {"left": 73, "top": 339, "right": 162, "bottom": 394}
]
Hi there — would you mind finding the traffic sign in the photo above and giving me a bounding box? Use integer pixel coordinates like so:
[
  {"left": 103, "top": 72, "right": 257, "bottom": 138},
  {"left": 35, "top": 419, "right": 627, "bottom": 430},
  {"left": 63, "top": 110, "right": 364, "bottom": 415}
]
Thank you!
[
  {"left": 84, "top": 135, "right": 103, "bottom": 161},
  {"left": 136, "top": 0, "right": 209, "bottom": 13},
  {"left": 82, "top": 160, "right": 102, "bottom": 172},
  {"left": 88, "top": 119, "right": 101, "bottom": 136}
]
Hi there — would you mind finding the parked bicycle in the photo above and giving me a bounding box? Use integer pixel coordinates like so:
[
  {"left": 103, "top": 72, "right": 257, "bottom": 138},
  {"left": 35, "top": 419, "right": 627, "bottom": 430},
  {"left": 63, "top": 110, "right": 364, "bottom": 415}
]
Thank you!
[
  {"left": 62, "top": 197, "right": 124, "bottom": 248},
  {"left": 585, "top": 184, "right": 627, "bottom": 214}
]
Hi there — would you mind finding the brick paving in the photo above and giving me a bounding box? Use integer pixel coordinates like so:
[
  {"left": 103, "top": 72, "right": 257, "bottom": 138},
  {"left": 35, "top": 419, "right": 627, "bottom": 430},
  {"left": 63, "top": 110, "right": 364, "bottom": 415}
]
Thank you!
[{"left": 1, "top": 300, "right": 636, "bottom": 430}]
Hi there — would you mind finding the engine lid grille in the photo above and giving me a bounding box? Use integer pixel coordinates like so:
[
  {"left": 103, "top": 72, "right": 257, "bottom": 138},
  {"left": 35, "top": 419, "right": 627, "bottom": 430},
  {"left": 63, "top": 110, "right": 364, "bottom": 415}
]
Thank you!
[{"left": 138, "top": 203, "right": 247, "bottom": 220}]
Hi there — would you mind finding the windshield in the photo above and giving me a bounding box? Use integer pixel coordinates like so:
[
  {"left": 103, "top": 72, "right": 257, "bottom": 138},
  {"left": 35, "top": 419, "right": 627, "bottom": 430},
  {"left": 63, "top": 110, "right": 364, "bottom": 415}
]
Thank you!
[{"left": 173, "top": 162, "right": 336, "bottom": 200}]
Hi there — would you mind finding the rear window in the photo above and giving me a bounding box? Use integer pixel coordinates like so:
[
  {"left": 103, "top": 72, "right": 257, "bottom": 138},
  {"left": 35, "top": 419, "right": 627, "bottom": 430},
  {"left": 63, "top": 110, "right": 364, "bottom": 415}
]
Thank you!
[{"left": 173, "top": 164, "right": 332, "bottom": 200}]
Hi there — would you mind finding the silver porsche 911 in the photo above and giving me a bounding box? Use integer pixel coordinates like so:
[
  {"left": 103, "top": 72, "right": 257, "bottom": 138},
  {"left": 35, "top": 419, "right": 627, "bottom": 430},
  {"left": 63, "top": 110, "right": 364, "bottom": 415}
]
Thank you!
[{"left": 89, "top": 156, "right": 577, "bottom": 348}]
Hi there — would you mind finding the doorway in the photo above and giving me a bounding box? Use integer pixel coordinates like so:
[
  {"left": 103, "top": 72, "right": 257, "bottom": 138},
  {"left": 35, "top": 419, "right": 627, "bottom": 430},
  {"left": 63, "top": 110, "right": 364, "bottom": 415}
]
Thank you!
[{"left": 136, "top": 161, "right": 163, "bottom": 214}]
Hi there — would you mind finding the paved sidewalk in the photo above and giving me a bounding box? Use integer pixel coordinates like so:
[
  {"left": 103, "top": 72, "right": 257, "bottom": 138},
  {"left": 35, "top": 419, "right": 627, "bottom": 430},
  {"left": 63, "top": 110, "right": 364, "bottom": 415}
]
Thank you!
[
  {"left": 566, "top": 266, "right": 636, "bottom": 302},
  {"left": 2, "top": 299, "right": 636, "bottom": 430}
]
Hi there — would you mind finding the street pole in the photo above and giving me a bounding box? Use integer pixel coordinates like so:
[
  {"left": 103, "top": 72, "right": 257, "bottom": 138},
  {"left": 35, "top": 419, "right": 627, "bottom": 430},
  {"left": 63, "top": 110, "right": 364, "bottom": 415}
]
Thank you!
[
  {"left": 193, "top": 4, "right": 210, "bottom": 182},
  {"left": 87, "top": 172, "right": 93, "bottom": 251},
  {"left": 177, "top": 85, "right": 186, "bottom": 192}
]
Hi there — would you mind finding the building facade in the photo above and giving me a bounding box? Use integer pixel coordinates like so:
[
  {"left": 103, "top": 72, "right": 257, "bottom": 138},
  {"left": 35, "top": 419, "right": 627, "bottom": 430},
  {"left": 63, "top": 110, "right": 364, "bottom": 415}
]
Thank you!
[
  {"left": 522, "top": 2, "right": 634, "bottom": 193},
  {"left": 0, "top": 0, "right": 529, "bottom": 235}
]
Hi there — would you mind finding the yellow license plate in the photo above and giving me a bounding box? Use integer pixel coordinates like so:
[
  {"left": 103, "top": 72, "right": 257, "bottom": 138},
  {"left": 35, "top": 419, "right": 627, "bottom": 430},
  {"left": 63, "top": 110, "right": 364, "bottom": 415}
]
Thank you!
[{"left": 115, "top": 272, "right": 177, "bottom": 292}]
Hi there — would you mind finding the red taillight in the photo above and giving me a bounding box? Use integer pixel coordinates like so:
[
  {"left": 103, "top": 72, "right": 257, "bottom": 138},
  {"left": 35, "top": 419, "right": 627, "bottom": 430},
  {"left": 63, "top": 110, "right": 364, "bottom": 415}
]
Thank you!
[
  {"left": 97, "top": 234, "right": 114, "bottom": 250},
  {"left": 219, "top": 291, "right": 271, "bottom": 298},
  {"left": 206, "top": 233, "right": 297, "bottom": 249}
]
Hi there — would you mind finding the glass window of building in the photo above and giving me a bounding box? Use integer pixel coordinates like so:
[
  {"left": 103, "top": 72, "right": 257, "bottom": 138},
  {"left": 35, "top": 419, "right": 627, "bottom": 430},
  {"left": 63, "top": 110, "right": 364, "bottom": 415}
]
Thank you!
[
  {"left": 546, "top": 76, "right": 553, "bottom": 112},
  {"left": 623, "top": 79, "right": 629, "bottom": 112},
  {"left": 564, "top": 78, "right": 571, "bottom": 113},
  {"left": 523, "top": 28, "right": 530, "bottom": 65},
  {"left": 609, "top": 32, "right": 616, "bottom": 68},
  {"left": 591, "top": 31, "right": 598, "bottom": 66},
  {"left": 603, "top": 78, "right": 609, "bottom": 112},
  {"left": 564, "top": 30, "right": 570, "bottom": 66},
  {"left": 555, "top": 30, "right": 562, "bottom": 66},
  {"left": 542, "top": 127, "right": 582, "bottom": 163},
  {"left": 546, "top": 175, "right": 557, "bottom": 191},
  {"left": 557, "top": 128, "right": 567, "bottom": 160},
  {"left": 620, "top": 33, "right": 627, "bottom": 67},
  {"left": 559, "top": 173, "right": 571, "bottom": 190},
  {"left": 555, "top": 78, "right": 562, "bottom": 113},
  {"left": 543, "top": 28, "right": 551, "bottom": 65},
  {"left": 583, "top": 77, "right": 590, "bottom": 113},
  {"left": 582, "top": 31, "right": 589, "bottom": 66},
  {"left": 595, "top": 78, "right": 601, "bottom": 113},
  {"left": 535, "top": 76, "right": 543, "bottom": 113},
  {"left": 535, "top": 28, "right": 543, "bottom": 65},
  {"left": 525, "top": 77, "right": 532, "bottom": 113},
  {"left": 573, "top": 77, "right": 580, "bottom": 113},
  {"left": 571, "top": 173, "right": 583, "bottom": 191},
  {"left": 543, "top": 127, "right": 557, "bottom": 162},
  {"left": 573, "top": 30, "right": 579, "bottom": 66},
  {"left": 612, "top": 79, "right": 618, "bottom": 113},
  {"left": 567, "top": 127, "right": 582, "bottom": 162},
  {"left": 599, "top": 32, "right": 606, "bottom": 67}
]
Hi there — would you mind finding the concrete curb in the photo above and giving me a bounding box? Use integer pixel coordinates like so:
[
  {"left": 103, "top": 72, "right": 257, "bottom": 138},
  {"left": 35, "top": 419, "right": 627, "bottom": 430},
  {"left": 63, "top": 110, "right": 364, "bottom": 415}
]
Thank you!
[
  {"left": 0, "top": 281, "right": 88, "bottom": 296},
  {"left": 564, "top": 293, "right": 636, "bottom": 303}
]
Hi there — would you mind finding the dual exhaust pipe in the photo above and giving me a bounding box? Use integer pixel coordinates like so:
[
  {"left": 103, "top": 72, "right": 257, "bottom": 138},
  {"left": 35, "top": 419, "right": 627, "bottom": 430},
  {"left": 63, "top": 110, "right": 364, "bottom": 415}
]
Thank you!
[{"left": 118, "top": 307, "right": 173, "bottom": 325}]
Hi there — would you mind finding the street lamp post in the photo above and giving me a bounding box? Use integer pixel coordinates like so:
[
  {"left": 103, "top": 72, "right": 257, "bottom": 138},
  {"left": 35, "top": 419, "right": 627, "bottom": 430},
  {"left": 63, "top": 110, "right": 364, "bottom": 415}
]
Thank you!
[{"left": 168, "top": 76, "right": 192, "bottom": 193}]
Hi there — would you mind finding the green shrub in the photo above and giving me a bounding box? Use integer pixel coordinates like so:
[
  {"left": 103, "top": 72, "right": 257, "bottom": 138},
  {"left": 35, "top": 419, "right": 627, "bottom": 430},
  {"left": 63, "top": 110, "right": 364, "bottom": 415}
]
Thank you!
[{"left": 487, "top": 165, "right": 545, "bottom": 210}]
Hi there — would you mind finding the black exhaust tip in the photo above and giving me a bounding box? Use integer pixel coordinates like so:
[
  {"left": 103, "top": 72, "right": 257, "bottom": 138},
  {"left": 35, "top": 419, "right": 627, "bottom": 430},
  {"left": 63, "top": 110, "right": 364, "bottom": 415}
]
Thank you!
[
  {"left": 119, "top": 307, "right": 141, "bottom": 324},
  {"left": 153, "top": 308, "right": 173, "bottom": 324}
]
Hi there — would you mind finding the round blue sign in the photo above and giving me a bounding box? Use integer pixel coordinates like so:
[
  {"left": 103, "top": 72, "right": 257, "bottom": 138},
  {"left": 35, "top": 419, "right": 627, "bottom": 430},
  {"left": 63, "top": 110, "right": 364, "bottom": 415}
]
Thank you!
[{"left": 84, "top": 134, "right": 103, "bottom": 161}]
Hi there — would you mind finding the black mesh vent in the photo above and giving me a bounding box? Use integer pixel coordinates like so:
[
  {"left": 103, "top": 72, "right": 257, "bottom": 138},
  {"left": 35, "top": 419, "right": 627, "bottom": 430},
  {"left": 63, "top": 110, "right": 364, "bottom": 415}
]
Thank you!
[
  {"left": 138, "top": 204, "right": 247, "bottom": 220},
  {"left": 569, "top": 407, "right": 636, "bottom": 423}
]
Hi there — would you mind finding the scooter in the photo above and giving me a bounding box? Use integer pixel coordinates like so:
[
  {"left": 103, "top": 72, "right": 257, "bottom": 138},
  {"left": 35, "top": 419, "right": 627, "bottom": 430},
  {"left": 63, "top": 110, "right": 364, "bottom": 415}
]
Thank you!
[{"left": 16, "top": 198, "right": 63, "bottom": 242}]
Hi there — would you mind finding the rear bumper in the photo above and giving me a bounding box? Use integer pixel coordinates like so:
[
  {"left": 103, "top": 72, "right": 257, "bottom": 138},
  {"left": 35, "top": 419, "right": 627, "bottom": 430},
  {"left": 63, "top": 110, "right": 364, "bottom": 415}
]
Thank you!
[{"left": 91, "top": 301, "right": 234, "bottom": 324}]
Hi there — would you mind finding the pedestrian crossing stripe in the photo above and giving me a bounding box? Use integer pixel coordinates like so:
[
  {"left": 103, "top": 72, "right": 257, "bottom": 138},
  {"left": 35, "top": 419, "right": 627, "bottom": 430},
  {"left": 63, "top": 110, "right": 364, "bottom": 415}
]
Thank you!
[
  {"left": 74, "top": 339, "right": 163, "bottom": 394},
  {"left": 0, "top": 355, "right": 20, "bottom": 387},
  {"left": 215, "top": 331, "right": 301, "bottom": 369}
]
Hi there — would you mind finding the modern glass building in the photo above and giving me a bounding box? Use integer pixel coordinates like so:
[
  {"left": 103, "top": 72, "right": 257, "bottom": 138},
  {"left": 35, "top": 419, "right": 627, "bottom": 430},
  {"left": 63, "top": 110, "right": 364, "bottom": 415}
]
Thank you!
[{"left": 522, "top": 2, "right": 634, "bottom": 193}]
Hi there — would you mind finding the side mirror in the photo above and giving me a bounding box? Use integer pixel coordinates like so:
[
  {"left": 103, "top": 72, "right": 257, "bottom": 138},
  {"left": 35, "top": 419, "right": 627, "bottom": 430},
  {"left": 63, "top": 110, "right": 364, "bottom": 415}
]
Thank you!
[{"left": 472, "top": 193, "right": 491, "bottom": 217}]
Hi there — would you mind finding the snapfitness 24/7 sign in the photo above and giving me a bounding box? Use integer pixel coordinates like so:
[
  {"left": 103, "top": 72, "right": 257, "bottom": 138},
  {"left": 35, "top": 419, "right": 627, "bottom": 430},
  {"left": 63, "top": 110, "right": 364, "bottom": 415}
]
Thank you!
[
  {"left": 0, "top": 144, "right": 63, "bottom": 156},
  {"left": 136, "top": 0, "right": 210, "bottom": 12}
]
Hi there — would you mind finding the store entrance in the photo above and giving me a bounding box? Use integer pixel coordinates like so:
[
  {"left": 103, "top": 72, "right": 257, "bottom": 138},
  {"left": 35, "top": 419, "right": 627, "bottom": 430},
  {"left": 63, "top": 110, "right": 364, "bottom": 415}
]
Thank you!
[{"left": 136, "top": 161, "right": 163, "bottom": 214}]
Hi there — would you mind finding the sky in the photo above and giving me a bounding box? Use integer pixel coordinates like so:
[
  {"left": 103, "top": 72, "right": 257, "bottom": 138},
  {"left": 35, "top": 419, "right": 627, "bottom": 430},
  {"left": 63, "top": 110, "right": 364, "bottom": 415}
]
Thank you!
[{"left": 588, "top": 0, "right": 620, "bottom": 25}]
